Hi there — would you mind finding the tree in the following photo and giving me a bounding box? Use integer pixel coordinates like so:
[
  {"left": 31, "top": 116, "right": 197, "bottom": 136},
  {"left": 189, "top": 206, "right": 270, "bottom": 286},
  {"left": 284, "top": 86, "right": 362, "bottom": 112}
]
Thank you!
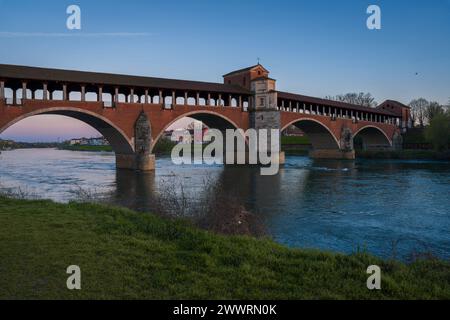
[
  {"left": 424, "top": 102, "right": 444, "bottom": 123},
  {"left": 325, "top": 92, "right": 377, "bottom": 108},
  {"left": 425, "top": 113, "right": 450, "bottom": 151},
  {"left": 409, "top": 98, "right": 429, "bottom": 128}
]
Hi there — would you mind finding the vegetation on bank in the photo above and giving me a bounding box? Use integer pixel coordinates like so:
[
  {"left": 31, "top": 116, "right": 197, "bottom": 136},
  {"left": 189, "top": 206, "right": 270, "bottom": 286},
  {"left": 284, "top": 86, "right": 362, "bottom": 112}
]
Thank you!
[
  {"left": 281, "top": 135, "right": 310, "bottom": 145},
  {"left": 355, "top": 149, "right": 450, "bottom": 160},
  {"left": 0, "top": 139, "right": 59, "bottom": 150},
  {"left": 58, "top": 144, "right": 113, "bottom": 152},
  {"left": 152, "top": 137, "right": 177, "bottom": 154},
  {"left": 425, "top": 113, "right": 450, "bottom": 151},
  {"left": 0, "top": 196, "right": 449, "bottom": 300}
]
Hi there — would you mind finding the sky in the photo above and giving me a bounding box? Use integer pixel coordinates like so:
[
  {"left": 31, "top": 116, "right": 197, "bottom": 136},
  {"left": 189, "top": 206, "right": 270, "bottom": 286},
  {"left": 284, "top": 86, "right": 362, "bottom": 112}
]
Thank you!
[{"left": 0, "top": 0, "right": 449, "bottom": 142}]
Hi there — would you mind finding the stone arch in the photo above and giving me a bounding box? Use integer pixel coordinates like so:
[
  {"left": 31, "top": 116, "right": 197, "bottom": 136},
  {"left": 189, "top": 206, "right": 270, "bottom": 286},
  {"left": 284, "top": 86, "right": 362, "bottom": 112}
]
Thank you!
[
  {"left": 354, "top": 125, "right": 392, "bottom": 150},
  {"left": 281, "top": 118, "right": 340, "bottom": 150},
  {"left": 0, "top": 107, "right": 134, "bottom": 154},
  {"left": 151, "top": 110, "right": 241, "bottom": 152}
]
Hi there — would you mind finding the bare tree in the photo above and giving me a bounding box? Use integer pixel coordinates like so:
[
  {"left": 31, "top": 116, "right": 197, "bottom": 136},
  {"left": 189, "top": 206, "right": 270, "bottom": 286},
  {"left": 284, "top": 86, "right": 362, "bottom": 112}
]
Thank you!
[
  {"left": 409, "top": 98, "right": 429, "bottom": 128},
  {"left": 326, "top": 92, "right": 377, "bottom": 108}
]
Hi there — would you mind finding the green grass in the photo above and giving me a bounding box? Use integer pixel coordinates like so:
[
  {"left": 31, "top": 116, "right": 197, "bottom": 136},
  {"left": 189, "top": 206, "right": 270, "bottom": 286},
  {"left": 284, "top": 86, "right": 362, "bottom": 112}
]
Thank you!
[
  {"left": 0, "top": 196, "right": 449, "bottom": 300},
  {"left": 281, "top": 136, "right": 311, "bottom": 145},
  {"left": 59, "top": 144, "right": 113, "bottom": 152}
]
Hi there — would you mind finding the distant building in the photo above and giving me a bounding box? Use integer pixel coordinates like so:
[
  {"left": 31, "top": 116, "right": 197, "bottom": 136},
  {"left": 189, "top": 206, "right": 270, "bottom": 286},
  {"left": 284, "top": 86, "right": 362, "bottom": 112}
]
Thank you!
[
  {"left": 69, "top": 139, "right": 82, "bottom": 145},
  {"left": 89, "top": 137, "right": 109, "bottom": 146},
  {"left": 283, "top": 125, "right": 305, "bottom": 137},
  {"left": 69, "top": 137, "right": 109, "bottom": 146},
  {"left": 165, "top": 126, "right": 209, "bottom": 144}
]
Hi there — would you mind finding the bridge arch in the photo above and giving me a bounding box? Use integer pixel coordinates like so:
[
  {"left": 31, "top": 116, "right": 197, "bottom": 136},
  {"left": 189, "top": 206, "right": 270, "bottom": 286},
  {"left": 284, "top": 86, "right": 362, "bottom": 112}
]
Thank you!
[
  {"left": 354, "top": 125, "right": 392, "bottom": 150},
  {"left": 281, "top": 118, "right": 340, "bottom": 150},
  {"left": 0, "top": 107, "right": 134, "bottom": 154},
  {"left": 151, "top": 110, "right": 241, "bottom": 152}
]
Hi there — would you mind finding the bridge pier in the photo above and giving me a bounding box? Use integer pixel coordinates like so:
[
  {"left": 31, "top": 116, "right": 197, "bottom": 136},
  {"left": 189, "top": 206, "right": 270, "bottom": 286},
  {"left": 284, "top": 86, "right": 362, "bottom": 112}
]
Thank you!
[
  {"left": 116, "top": 153, "right": 156, "bottom": 171},
  {"left": 116, "top": 111, "right": 156, "bottom": 172}
]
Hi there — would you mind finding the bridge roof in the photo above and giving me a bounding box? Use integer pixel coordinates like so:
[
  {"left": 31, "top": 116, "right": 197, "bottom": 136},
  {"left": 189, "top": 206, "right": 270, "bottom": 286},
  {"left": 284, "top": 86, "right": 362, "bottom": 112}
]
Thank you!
[
  {"left": 0, "top": 64, "right": 252, "bottom": 95},
  {"left": 277, "top": 91, "right": 397, "bottom": 116}
]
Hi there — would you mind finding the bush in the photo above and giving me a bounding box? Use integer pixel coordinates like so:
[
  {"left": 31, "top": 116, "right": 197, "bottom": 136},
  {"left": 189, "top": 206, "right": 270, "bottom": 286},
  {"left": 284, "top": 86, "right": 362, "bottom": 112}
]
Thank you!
[
  {"left": 152, "top": 137, "right": 177, "bottom": 154},
  {"left": 425, "top": 113, "right": 450, "bottom": 151}
]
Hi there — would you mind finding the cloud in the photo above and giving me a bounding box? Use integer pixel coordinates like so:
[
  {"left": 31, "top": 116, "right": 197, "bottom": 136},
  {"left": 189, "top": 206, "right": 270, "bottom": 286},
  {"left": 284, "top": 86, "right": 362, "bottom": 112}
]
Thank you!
[{"left": 0, "top": 32, "right": 154, "bottom": 38}]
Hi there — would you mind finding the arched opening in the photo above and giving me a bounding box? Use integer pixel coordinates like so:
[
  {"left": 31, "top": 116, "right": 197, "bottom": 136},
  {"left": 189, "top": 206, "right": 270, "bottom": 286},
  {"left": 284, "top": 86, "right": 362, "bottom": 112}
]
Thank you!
[
  {"left": 281, "top": 119, "right": 340, "bottom": 153},
  {"left": 151, "top": 112, "right": 240, "bottom": 154},
  {"left": 353, "top": 126, "right": 392, "bottom": 150},
  {"left": 0, "top": 108, "right": 134, "bottom": 155}
]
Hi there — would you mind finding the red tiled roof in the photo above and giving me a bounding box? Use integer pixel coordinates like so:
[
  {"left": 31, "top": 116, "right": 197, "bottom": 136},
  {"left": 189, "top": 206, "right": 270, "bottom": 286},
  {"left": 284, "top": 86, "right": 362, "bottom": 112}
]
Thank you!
[
  {"left": 277, "top": 91, "right": 397, "bottom": 116},
  {"left": 222, "top": 64, "right": 269, "bottom": 77},
  {"left": 0, "top": 64, "right": 252, "bottom": 95}
]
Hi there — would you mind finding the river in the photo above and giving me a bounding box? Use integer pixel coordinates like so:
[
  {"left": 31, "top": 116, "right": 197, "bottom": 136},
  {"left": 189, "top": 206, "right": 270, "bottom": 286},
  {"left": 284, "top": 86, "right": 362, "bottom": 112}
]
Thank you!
[{"left": 0, "top": 148, "right": 449, "bottom": 261}]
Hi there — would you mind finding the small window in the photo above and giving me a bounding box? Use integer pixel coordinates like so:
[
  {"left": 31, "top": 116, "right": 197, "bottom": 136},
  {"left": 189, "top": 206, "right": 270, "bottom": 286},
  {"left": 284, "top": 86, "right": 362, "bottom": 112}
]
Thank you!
[
  {"left": 258, "top": 71, "right": 261, "bottom": 75},
  {"left": 228, "top": 80, "right": 231, "bottom": 84},
  {"left": 259, "top": 97, "right": 265, "bottom": 106},
  {"left": 243, "top": 77, "right": 246, "bottom": 86}
]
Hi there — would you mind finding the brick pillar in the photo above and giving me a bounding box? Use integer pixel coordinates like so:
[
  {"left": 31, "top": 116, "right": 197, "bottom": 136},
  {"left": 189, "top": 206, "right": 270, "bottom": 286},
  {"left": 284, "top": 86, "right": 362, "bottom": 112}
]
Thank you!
[
  {"left": 0, "top": 81, "right": 4, "bottom": 100},
  {"left": 62, "top": 84, "right": 67, "bottom": 101},
  {"left": 81, "top": 85, "right": 86, "bottom": 102},
  {"left": 114, "top": 87, "right": 119, "bottom": 105},
  {"left": 130, "top": 89, "right": 134, "bottom": 103},
  {"left": 98, "top": 86, "right": 103, "bottom": 102},
  {"left": 22, "top": 82, "right": 27, "bottom": 101}
]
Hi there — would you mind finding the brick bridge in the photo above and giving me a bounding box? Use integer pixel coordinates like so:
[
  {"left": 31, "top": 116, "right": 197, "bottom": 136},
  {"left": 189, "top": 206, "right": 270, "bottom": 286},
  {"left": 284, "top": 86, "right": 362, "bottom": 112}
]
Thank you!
[{"left": 0, "top": 64, "right": 409, "bottom": 170}]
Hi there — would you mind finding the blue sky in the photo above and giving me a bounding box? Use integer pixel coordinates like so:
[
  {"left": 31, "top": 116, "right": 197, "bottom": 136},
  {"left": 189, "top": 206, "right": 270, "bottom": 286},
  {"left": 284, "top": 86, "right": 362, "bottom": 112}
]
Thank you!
[{"left": 0, "top": 0, "right": 449, "bottom": 141}]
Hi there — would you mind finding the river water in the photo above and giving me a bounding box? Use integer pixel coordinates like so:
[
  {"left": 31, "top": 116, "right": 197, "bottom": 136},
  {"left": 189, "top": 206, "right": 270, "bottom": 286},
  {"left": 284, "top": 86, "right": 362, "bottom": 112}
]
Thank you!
[{"left": 0, "top": 148, "right": 449, "bottom": 260}]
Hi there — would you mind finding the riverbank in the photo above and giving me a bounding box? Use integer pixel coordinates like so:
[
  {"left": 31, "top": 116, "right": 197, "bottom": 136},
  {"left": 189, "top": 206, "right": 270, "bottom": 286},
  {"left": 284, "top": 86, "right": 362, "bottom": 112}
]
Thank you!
[
  {"left": 0, "top": 196, "right": 448, "bottom": 299},
  {"left": 58, "top": 144, "right": 113, "bottom": 152},
  {"left": 356, "top": 149, "right": 450, "bottom": 160}
]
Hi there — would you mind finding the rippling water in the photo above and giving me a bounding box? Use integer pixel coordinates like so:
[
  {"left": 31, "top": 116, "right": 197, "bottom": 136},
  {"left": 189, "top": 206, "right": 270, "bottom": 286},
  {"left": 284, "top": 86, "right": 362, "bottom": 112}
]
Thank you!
[{"left": 1, "top": 148, "right": 449, "bottom": 260}]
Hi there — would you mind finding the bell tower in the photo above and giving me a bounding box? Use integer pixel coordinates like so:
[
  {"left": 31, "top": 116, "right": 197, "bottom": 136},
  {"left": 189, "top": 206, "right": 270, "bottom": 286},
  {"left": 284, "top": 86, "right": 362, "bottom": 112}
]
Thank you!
[{"left": 223, "top": 64, "right": 284, "bottom": 164}]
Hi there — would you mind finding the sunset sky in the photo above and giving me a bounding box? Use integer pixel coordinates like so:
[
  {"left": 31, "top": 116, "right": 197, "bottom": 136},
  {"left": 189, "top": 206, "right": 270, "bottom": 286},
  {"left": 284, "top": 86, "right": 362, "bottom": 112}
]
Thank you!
[{"left": 0, "top": 0, "right": 449, "bottom": 142}]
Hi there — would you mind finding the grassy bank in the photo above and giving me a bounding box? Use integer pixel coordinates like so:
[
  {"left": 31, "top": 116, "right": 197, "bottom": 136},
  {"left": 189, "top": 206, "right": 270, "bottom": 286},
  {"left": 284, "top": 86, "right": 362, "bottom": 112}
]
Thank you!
[
  {"left": 281, "top": 136, "right": 311, "bottom": 155},
  {"left": 0, "top": 196, "right": 449, "bottom": 299},
  {"left": 59, "top": 144, "right": 113, "bottom": 152},
  {"left": 281, "top": 136, "right": 310, "bottom": 145},
  {"left": 356, "top": 149, "right": 450, "bottom": 160}
]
